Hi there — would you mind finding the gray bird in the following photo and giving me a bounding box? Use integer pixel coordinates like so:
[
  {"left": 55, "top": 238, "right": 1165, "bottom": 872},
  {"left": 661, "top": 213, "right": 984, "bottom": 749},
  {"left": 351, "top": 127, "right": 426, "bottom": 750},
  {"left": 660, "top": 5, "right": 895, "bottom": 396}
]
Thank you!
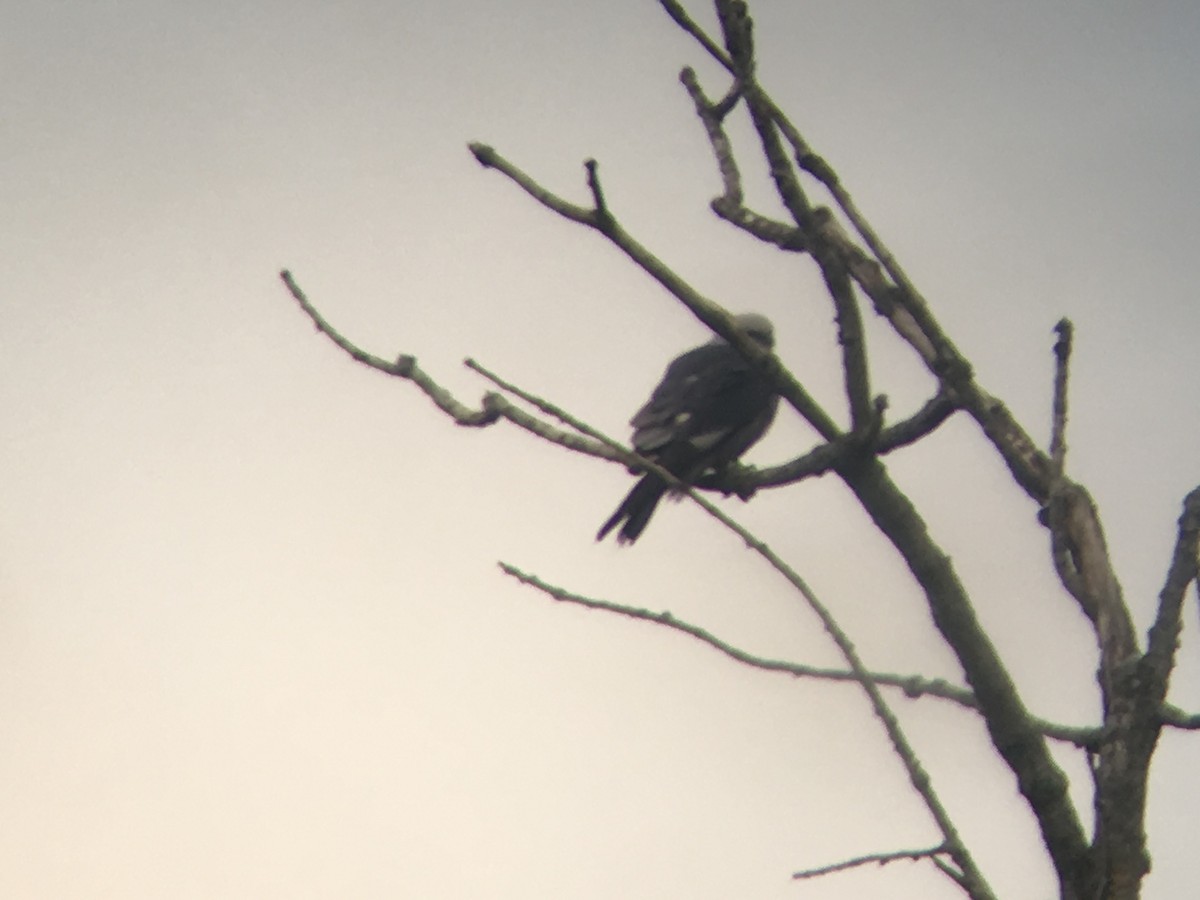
[{"left": 597, "top": 313, "right": 780, "bottom": 545}]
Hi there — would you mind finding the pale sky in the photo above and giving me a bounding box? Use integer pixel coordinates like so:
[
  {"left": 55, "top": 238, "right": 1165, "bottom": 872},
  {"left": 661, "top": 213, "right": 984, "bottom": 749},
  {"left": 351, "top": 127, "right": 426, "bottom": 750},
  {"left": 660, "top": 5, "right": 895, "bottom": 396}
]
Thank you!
[{"left": 3, "top": 1, "right": 1199, "bottom": 897}]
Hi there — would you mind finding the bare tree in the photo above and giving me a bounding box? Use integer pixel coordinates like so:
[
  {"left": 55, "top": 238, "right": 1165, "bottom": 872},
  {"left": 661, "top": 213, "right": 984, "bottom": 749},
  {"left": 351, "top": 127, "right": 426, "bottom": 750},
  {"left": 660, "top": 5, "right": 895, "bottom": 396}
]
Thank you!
[{"left": 280, "top": 2, "right": 1200, "bottom": 898}]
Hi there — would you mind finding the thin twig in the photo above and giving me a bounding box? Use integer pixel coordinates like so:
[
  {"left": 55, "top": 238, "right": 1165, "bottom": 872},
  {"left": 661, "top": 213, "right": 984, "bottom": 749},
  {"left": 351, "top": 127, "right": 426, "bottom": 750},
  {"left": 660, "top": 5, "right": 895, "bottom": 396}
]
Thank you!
[
  {"left": 931, "top": 855, "right": 971, "bottom": 890},
  {"left": 1050, "top": 319, "right": 1073, "bottom": 476},
  {"left": 281, "top": 269, "right": 496, "bottom": 426},
  {"left": 657, "top": 0, "right": 732, "bottom": 69},
  {"left": 500, "top": 550, "right": 986, "bottom": 898},
  {"left": 498, "top": 563, "right": 1097, "bottom": 746},
  {"left": 503, "top": 496, "right": 991, "bottom": 900},
  {"left": 280, "top": 270, "right": 629, "bottom": 462},
  {"left": 466, "top": 357, "right": 619, "bottom": 449},
  {"left": 584, "top": 158, "right": 611, "bottom": 226},
  {"left": 793, "top": 844, "right": 949, "bottom": 881},
  {"left": 498, "top": 564, "right": 967, "bottom": 697},
  {"left": 679, "top": 66, "right": 745, "bottom": 209},
  {"left": 470, "top": 143, "right": 595, "bottom": 226}
]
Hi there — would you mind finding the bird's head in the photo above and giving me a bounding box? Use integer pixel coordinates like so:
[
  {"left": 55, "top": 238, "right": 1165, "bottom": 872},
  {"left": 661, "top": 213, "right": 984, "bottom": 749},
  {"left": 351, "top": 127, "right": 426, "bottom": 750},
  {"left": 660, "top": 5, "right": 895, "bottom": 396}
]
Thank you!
[{"left": 731, "top": 312, "right": 775, "bottom": 350}]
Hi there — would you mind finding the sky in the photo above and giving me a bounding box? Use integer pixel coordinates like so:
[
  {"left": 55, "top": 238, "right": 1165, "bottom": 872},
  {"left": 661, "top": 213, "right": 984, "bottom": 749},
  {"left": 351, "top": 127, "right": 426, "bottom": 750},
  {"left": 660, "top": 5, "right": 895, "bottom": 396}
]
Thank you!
[{"left": 3, "top": 1, "right": 1199, "bottom": 897}]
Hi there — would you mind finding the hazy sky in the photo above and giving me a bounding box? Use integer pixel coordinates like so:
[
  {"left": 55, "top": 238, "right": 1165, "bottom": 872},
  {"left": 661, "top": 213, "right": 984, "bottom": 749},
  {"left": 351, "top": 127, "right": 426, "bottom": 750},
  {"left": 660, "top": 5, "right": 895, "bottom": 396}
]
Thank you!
[{"left": 4, "top": 1, "right": 1199, "bottom": 897}]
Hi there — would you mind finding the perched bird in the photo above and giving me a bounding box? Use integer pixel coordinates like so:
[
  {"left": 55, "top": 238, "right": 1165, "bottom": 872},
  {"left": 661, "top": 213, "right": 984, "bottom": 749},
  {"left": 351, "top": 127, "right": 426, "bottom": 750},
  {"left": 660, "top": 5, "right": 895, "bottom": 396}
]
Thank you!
[{"left": 597, "top": 313, "right": 780, "bottom": 545}]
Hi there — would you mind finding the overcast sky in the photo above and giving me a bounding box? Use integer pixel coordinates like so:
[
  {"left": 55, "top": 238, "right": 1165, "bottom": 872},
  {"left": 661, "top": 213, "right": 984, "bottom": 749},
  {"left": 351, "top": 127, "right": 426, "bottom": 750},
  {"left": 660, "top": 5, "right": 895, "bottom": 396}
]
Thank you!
[{"left": 3, "top": 1, "right": 1199, "bottom": 897}]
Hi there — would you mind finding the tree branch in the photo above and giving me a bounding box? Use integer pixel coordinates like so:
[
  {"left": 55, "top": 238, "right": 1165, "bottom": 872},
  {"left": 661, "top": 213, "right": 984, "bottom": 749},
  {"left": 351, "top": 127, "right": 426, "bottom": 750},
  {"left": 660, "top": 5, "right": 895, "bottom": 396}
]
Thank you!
[
  {"left": 463, "top": 357, "right": 792, "bottom": 537},
  {"left": 281, "top": 269, "right": 498, "bottom": 426},
  {"left": 1047, "top": 483, "right": 1136, "bottom": 662},
  {"left": 499, "top": 562, "right": 968, "bottom": 697},
  {"left": 499, "top": 554, "right": 997, "bottom": 895},
  {"left": 1085, "top": 488, "right": 1200, "bottom": 889},
  {"left": 698, "top": 389, "right": 957, "bottom": 494},
  {"left": 657, "top": 0, "right": 732, "bottom": 70},
  {"left": 876, "top": 390, "right": 958, "bottom": 452},
  {"left": 837, "top": 456, "right": 1091, "bottom": 898},
  {"left": 716, "top": 1, "right": 812, "bottom": 227},
  {"left": 1161, "top": 704, "right": 1200, "bottom": 730},
  {"left": 280, "top": 269, "right": 637, "bottom": 463},
  {"left": 1144, "top": 487, "right": 1200, "bottom": 684},
  {"left": 792, "top": 844, "right": 950, "bottom": 881},
  {"left": 468, "top": 132, "right": 1075, "bottom": 900},
  {"left": 679, "top": 68, "right": 744, "bottom": 207},
  {"left": 1049, "top": 319, "right": 1073, "bottom": 475},
  {"left": 709, "top": 4, "right": 874, "bottom": 435},
  {"left": 469, "top": 143, "right": 842, "bottom": 442},
  {"left": 468, "top": 143, "right": 596, "bottom": 225},
  {"left": 688, "top": 9, "right": 1096, "bottom": 893},
  {"left": 1043, "top": 320, "right": 1093, "bottom": 618},
  {"left": 1080, "top": 488, "right": 1200, "bottom": 892},
  {"left": 932, "top": 855, "right": 972, "bottom": 892},
  {"left": 664, "top": 1, "right": 1061, "bottom": 506},
  {"left": 281, "top": 4, "right": 1194, "bottom": 895},
  {"left": 679, "top": 63, "right": 808, "bottom": 253},
  {"left": 499, "top": 563, "right": 1097, "bottom": 746}
]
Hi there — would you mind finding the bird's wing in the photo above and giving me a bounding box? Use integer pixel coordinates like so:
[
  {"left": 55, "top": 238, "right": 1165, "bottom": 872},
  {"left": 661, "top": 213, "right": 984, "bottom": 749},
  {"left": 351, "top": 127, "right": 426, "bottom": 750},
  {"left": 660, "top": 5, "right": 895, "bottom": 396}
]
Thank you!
[{"left": 630, "top": 343, "right": 777, "bottom": 470}]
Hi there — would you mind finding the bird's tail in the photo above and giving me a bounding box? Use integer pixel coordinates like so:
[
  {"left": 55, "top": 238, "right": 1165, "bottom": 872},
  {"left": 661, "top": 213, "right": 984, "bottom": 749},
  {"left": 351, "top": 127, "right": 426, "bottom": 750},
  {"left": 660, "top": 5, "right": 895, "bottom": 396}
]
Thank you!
[{"left": 596, "top": 475, "right": 668, "bottom": 545}]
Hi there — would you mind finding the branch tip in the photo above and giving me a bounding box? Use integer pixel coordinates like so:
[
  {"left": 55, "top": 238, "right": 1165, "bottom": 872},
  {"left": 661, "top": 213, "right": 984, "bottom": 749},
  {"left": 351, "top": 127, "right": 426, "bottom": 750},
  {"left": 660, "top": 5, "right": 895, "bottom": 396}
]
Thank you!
[
  {"left": 1053, "top": 318, "right": 1074, "bottom": 359},
  {"left": 468, "top": 142, "right": 495, "bottom": 167},
  {"left": 1049, "top": 318, "right": 1074, "bottom": 476},
  {"left": 584, "top": 158, "right": 610, "bottom": 221}
]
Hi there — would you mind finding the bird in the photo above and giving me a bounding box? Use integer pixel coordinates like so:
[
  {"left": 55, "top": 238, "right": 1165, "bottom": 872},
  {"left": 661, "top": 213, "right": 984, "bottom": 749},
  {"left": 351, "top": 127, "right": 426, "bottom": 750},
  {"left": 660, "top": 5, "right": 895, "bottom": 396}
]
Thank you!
[{"left": 597, "top": 313, "right": 780, "bottom": 545}]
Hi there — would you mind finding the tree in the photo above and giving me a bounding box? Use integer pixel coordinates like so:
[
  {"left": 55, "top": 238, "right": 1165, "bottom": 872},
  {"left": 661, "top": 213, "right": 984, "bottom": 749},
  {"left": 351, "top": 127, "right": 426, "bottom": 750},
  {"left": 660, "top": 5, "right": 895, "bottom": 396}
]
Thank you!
[{"left": 281, "top": 2, "right": 1199, "bottom": 897}]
